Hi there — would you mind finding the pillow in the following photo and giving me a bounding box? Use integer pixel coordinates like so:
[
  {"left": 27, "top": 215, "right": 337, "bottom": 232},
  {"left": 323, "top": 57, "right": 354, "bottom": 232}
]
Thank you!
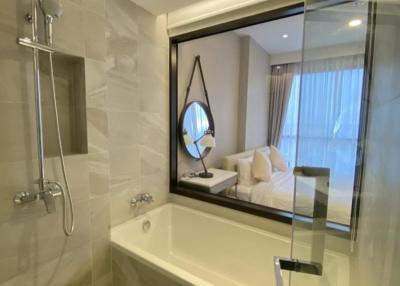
[
  {"left": 252, "top": 150, "right": 272, "bottom": 182},
  {"left": 237, "top": 157, "right": 256, "bottom": 186},
  {"left": 270, "top": 145, "right": 289, "bottom": 172}
]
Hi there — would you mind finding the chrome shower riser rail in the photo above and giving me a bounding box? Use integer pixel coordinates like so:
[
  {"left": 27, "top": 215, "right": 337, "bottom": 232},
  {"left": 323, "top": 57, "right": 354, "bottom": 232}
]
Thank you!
[
  {"left": 30, "top": 2, "right": 46, "bottom": 192},
  {"left": 14, "top": 0, "right": 75, "bottom": 236}
]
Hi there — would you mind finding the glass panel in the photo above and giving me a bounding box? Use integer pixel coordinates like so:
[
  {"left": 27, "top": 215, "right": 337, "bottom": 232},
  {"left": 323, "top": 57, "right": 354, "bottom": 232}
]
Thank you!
[{"left": 290, "top": 0, "right": 370, "bottom": 285}]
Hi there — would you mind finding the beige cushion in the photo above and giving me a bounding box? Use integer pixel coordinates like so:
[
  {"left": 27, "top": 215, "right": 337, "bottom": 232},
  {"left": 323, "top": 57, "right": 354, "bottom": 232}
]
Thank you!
[
  {"left": 222, "top": 146, "right": 270, "bottom": 171},
  {"left": 252, "top": 150, "right": 272, "bottom": 182},
  {"left": 270, "top": 145, "right": 289, "bottom": 172},
  {"left": 237, "top": 157, "right": 256, "bottom": 186}
]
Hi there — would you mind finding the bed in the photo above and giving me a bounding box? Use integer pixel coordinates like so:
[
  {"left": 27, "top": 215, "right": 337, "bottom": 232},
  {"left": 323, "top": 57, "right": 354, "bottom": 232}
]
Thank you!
[{"left": 222, "top": 147, "right": 352, "bottom": 225}]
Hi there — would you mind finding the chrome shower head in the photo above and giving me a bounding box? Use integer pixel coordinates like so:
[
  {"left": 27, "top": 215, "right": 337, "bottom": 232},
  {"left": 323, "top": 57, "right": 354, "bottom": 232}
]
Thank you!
[
  {"left": 39, "top": 0, "right": 63, "bottom": 46},
  {"left": 40, "top": 0, "right": 63, "bottom": 19}
]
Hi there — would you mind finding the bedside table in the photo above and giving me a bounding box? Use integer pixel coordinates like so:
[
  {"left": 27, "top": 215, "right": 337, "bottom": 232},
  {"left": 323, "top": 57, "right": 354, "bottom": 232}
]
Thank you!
[{"left": 180, "top": 168, "right": 238, "bottom": 195}]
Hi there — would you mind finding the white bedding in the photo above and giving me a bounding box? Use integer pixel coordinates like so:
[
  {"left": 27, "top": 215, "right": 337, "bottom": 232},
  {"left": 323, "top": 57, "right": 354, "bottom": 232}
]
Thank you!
[{"left": 237, "top": 170, "right": 351, "bottom": 225}]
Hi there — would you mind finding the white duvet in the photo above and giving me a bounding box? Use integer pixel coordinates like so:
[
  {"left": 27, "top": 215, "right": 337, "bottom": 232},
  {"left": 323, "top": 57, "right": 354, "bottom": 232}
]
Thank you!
[{"left": 236, "top": 170, "right": 352, "bottom": 225}]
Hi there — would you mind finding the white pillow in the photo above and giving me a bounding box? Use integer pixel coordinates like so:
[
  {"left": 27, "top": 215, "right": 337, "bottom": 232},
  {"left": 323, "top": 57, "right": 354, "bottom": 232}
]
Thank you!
[
  {"left": 237, "top": 157, "right": 256, "bottom": 186},
  {"left": 252, "top": 150, "right": 272, "bottom": 182},
  {"left": 270, "top": 145, "right": 289, "bottom": 172}
]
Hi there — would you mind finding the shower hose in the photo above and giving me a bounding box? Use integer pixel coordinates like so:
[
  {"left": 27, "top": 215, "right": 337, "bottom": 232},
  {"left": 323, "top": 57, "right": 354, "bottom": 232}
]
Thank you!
[{"left": 48, "top": 52, "right": 75, "bottom": 236}]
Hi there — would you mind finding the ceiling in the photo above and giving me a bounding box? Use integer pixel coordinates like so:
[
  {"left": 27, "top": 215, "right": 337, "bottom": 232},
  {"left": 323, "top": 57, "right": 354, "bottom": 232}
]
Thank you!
[
  {"left": 235, "top": 14, "right": 304, "bottom": 55},
  {"left": 234, "top": 1, "right": 368, "bottom": 55},
  {"left": 131, "top": 0, "right": 203, "bottom": 15}
]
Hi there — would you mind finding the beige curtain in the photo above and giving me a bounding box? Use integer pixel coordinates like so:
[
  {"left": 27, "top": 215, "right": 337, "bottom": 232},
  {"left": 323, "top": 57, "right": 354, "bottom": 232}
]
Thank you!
[{"left": 267, "top": 63, "right": 296, "bottom": 147}]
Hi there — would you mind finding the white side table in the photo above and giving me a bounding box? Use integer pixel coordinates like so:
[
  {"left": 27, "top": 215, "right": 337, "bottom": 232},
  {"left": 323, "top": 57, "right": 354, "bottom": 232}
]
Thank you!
[{"left": 180, "top": 168, "right": 238, "bottom": 195}]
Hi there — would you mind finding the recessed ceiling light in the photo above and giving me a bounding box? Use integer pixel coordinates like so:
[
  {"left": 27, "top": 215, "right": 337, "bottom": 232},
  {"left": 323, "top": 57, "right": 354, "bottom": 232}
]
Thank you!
[
  {"left": 348, "top": 19, "right": 362, "bottom": 27},
  {"left": 282, "top": 34, "right": 289, "bottom": 38}
]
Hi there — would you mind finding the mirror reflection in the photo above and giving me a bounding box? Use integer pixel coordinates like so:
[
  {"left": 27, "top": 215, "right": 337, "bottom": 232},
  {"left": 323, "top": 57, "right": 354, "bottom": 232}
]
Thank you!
[
  {"left": 178, "top": 2, "right": 368, "bottom": 227},
  {"left": 181, "top": 101, "right": 212, "bottom": 159}
]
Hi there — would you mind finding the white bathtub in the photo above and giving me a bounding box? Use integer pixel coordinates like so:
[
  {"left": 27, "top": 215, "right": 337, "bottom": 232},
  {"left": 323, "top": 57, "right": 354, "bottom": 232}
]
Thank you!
[{"left": 111, "top": 203, "right": 349, "bottom": 286}]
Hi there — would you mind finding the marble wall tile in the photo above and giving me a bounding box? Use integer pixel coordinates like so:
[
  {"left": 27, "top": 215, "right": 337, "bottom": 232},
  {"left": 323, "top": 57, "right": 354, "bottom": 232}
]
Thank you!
[
  {"left": 90, "top": 194, "right": 111, "bottom": 238},
  {"left": 0, "top": 0, "right": 32, "bottom": 36},
  {"left": 0, "top": 57, "right": 34, "bottom": 104},
  {"left": 1, "top": 243, "right": 93, "bottom": 286},
  {"left": 84, "top": 11, "right": 107, "bottom": 61},
  {"left": 107, "top": 76, "right": 139, "bottom": 112},
  {"left": 110, "top": 180, "right": 140, "bottom": 227},
  {"left": 140, "top": 112, "right": 168, "bottom": 153},
  {"left": 85, "top": 0, "right": 106, "bottom": 18},
  {"left": 0, "top": 0, "right": 112, "bottom": 285},
  {"left": 1, "top": 0, "right": 169, "bottom": 284},
  {"left": 89, "top": 151, "right": 110, "bottom": 197},
  {"left": 0, "top": 200, "right": 91, "bottom": 284},
  {"left": 106, "top": 0, "right": 169, "bottom": 230},
  {"left": 87, "top": 107, "right": 109, "bottom": 154},
  {"left": 109, "top": 146, "right": 141, "bottom": 184},
  {"left": 112, "top": 248, "right": 181, "bottom": 286},
  {"left": 94, "top": 273, "right": 113, "bottom": 286},
  {"left": 0, "top": 102, "right": 37, "bottom": 163},
  {"left": 350, "top": 2, "right": 400, "bottom": 284},
  {"left": 92, "top": 234, "right": 112, "bottom": 281},
  {"left": 108, "top": 110, "right": 140, "bottom": 147}
]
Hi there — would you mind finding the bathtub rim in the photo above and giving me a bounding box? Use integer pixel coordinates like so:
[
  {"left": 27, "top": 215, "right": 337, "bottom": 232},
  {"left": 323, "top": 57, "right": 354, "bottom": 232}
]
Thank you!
[
  {"left": 111, "top": 203, "right": 349, "bottom": 285},
  {"left": 111, "top": 203, "right": 291, "bottom": 286}
]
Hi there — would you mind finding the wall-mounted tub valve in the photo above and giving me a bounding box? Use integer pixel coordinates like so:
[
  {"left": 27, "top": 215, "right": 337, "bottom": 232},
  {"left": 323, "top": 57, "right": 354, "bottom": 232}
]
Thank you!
[{"left": 130, "top": 193, "right": 154, "bottom": 208}]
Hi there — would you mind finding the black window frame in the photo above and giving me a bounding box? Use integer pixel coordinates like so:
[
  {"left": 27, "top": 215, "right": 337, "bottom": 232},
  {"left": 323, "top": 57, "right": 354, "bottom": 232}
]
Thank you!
[{"left": 169, "top": 1, "right": 374, "bottom": 238}]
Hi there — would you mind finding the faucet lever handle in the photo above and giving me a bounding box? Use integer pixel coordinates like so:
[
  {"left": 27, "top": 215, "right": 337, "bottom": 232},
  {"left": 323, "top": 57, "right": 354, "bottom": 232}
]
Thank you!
[{"left": 42, "top": 190, "right": 56, "bottom": 213}]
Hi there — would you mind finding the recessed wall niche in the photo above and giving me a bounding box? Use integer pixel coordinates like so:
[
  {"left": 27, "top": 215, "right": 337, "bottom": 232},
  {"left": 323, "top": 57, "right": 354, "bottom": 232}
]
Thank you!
[{"left": 39, "top": 53, "right": 88, "bottom": 157}]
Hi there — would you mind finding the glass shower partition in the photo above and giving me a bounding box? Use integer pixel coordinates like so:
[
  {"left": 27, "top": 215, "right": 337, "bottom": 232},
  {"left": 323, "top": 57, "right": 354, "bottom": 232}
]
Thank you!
[
  {"left": 291, "top": 0, "right": 371, "bottom": 285},
  {"left": 275, "top": 0, "right": 371, "bottom": 285}
]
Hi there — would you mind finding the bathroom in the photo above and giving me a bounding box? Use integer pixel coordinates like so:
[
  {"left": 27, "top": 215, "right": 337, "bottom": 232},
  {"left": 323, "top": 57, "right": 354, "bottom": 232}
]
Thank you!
[{"left": 0, "top": 0, "right": 399, "bottom": 285}]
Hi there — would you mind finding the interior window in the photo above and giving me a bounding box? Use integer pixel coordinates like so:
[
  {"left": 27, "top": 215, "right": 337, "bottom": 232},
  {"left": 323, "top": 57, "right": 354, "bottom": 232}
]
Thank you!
[{"left": 280, "top": 57, "right": 364, "bottom": 225}]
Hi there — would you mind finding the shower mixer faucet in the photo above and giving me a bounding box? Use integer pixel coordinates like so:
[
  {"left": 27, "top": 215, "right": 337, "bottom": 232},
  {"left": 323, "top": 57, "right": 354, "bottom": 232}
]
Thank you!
[{"left": 14, "top": 181, "right": 63, "bottom": 214}]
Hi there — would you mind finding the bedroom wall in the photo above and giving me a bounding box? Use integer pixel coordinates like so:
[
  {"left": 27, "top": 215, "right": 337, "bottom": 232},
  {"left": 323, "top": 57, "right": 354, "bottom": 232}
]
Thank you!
[
  {"left": 177, "top": 31, "right": 241, "bottom": 177},
  {"left": 238, "top": 36, "right": 270, "bottom": 151}
]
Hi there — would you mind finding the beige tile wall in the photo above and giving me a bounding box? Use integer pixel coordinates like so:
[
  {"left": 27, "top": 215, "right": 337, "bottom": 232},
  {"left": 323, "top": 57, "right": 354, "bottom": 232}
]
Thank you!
[
  {"left": 0, "top": 0, "right": 168, "bottom": 285},
  {"left": 350, "top": 1, "right": 400, "bottom": 285},
  {"left": 105, "top": 0, "right": 169, "bottom": 228}
]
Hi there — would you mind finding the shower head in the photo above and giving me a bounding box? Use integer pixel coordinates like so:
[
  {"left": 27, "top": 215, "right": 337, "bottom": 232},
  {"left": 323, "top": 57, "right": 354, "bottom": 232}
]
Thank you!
[
  {"left": 39, "top": 0, "right": 63, "bottom": 46},
  {"left": 40, "top": 0, "right": 63, "bottom": 20}
]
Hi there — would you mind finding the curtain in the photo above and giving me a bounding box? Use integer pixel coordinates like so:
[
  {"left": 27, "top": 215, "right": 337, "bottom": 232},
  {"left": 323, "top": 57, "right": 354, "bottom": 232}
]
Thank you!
[
  {"left": 280, "top": 54, "right": 364, "bottom": 195},
  {"left": 267, "top": 63, "right": 297, "bottom": 147}
]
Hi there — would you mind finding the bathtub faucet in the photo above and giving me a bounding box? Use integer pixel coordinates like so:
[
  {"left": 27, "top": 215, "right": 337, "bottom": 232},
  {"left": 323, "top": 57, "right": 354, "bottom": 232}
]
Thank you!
[{"left": 130, "top": 193, "right": 154, "bottom": 208}]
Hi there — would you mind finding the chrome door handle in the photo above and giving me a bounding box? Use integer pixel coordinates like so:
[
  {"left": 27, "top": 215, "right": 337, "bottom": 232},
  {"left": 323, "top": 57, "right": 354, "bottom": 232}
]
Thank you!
[{"left": 274, "top": 256, "right": 322, "bottom": 286}]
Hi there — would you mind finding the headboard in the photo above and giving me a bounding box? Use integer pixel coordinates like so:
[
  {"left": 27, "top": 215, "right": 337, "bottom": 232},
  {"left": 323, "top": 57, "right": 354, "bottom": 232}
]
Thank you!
[{"left": 222, "top": 146, "right": 270, "bottom": 171}]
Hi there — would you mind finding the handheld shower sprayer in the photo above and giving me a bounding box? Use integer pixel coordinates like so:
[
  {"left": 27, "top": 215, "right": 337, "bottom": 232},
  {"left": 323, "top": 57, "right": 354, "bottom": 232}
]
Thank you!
[{"left": 39, "top": 0, "right": 63, "bottom": 46}]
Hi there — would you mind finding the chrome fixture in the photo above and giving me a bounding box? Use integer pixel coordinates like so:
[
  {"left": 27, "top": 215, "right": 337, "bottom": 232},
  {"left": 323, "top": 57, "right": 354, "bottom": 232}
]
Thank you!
[
  {"left": 40, "top": 0, "right": 63, "bottom": 46},
  {"left": 14, "top": 0, "right": 74, "bottom": 236},
  {"left": 130, "top": 193, "right": 154, "bottom": 208},
  {"left": 142, "top": 219, "right": 151, "bottom": 232}
]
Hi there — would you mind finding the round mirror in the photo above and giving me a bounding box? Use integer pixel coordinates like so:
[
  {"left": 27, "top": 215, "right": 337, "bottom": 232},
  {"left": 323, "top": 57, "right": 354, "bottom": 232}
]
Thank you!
[{"left": 179, "top": 101, "right": 215, "bottom": 159}]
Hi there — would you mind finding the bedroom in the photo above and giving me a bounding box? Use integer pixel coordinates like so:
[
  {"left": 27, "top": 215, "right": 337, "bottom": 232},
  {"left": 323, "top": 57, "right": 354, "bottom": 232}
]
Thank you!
[{"left": 176, "top": 6, "right": 367, "bottom": 228}]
